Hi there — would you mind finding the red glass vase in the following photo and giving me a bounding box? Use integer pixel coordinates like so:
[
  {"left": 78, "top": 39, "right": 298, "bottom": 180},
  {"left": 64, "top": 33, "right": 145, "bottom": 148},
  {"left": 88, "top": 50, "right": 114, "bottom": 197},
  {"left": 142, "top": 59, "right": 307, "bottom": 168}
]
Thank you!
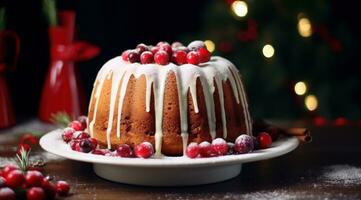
[{"left": 0, "top": 30, "right": 20, "bottom": 129}]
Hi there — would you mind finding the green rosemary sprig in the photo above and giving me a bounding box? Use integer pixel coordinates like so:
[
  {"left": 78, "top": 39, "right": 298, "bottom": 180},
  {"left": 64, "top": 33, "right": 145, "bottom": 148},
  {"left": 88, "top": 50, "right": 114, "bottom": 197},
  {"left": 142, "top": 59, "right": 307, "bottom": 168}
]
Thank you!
[
  {"left": 16, "top": 147, "right": 31, "bottom": 172},
  {"left": 50, "top": 112, "right": 71, "bottom": 128},
  {"left": 42, "top": 0, "right": 57, "bottom": 26}
]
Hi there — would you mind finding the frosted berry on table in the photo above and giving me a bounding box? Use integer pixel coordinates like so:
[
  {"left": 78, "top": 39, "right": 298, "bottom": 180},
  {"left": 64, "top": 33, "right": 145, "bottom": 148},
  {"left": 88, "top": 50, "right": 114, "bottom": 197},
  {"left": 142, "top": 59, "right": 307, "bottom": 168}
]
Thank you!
[
  {"left": 26, "top": 187, "right": 46, "bottom": 200},
  {"left": 25, "top": 170, "right": 44, "bottom": 187},
  {"left": 56, "top": 180, "right": 71, "bottom": 196},
  {"left": 0, "top": 187, "right": 16, "bottom": 200},
  {"left": 4, "top": 169, "right": 25, "bottom": 188}
]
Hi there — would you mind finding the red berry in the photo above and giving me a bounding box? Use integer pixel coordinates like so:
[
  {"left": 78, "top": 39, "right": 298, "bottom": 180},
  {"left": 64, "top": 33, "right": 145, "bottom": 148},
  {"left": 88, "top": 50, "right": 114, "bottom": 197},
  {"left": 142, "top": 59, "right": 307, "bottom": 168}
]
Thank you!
[
  {"left": 73, "top": 131, "right": 90, "bottom": 140},
  {"left": 151, "top": 46, "right": 160, "bottom": 54},
  {"left": 2, "top": 164, "right": 18, "bottom": 176},
  {"left": 91, "top": 149, "right": 111, "bottom": 156},
  {"left": 68, "top": 120, "right": 83, "bottom": 131},
  {"left": 186, "top": 51, "right": 200, "bottom": 65},
  {"left": 69, "top": 139, "right": 81, "bottom": 151},
  {"left": 25, "top": 170, "right": 44, "bottom": 187},
  {"left": 136, "top": 43, "right": 149, "bottom": 54},
  {"left": 257, "top": 132, "right": 272, "bottom": 149},
  {"left": 234, "top": 134, "right": 254, "bottom": 154},
  {"left": 0, "top": 187, "right": 16, "bottom": 200},
  {"left": 88, "top": 138, "right": 98, "bottom": 150},
  {"left": 140, "top": 51, "right": 154, "bottom": 64},
  {"left": 127, "top": 51, "right": 140, "bottom": 63},
  {"left": 121, "top": 50, "right": 130, "bottom": 61},
  {"left": 0, "top": 177, "right": 6, "bottom": 187},
  {"left": 61, "top": 127, "right": 75, "bottom": 143},
  {"left": 79, "top": 139, "right": 93, "bottom": 153},
  {"left": 159, "top": 44, "right": 173, "bottom": 56},
  {"left": 56, "top": 181, "right": 70, "bottom": 196},
  {"left": 187, "top": 40, "right": 206, "bottom": 50},
  {"left": 171, "top": 41, "right": 183, "bottom": 48},
  {"left": 42, "top": 178, "right": 56, "bottom": 199},
  {"left": 116, "top": 144, "right": 133, "bottom": 157},
  {"left": 199, "top": 141, "right": 214, "bottom": 157},
  {"left": 154, "top": 50, "right": 169, "bottom": 65},
  {"left": 77, "top": 115, "right": 88, "bottom": 130},
  {"left": 197, "top": 47, "right": 211, "bottom": 63},
  {"left": 17, "top": 143, "right": 31, "bottom": 156},
  {"left": 156, "top": 41, "right": 169, "bottom": 47},
  {"left": 5, "top": 169, "right": 25, "bottom": 188},
  {"left": 27, "top": 187, "right": 45, "bottom": 200},
  {"left": 134, "top": 142, "right": 154, "bottom": 158},
  {"left": 20, "top": 134, "right": 39, "bottom": 146},
  {"left": 176, "top": 46, "right": 189, "bottom": 53},
  {"left": 172, "top": 50, "right": 188, "bottom": 65},
  {"left": 211, "top": 138, "right": 228, "bottom": 156},
  {"left": 186, "top": 142, "right": 200, "bottom": 158}
]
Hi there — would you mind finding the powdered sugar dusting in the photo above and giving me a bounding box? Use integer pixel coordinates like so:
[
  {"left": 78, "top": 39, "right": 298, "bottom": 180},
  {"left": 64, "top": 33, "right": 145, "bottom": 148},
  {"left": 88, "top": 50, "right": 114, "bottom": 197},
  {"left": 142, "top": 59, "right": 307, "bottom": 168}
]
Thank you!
[{"left": 321, "top": 165, "right": 361, "bottom": 186}]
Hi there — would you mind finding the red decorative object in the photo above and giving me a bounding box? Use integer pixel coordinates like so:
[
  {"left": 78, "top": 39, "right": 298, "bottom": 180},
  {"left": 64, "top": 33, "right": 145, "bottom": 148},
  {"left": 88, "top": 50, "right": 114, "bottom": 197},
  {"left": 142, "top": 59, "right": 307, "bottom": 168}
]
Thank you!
[
  {"left": 39, "top": 11, "right": 100, "bottom": 122},
  {"left": 0, "top": 30, "right": 20, "bottom": 129}
]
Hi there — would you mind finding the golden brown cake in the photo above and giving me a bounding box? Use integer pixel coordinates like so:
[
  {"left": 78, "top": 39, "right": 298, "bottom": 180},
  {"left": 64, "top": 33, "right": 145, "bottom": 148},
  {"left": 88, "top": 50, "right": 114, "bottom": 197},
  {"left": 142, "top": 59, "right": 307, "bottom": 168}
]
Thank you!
[{"left": 88, "top": 54, "right": 252, "bottom": 156}]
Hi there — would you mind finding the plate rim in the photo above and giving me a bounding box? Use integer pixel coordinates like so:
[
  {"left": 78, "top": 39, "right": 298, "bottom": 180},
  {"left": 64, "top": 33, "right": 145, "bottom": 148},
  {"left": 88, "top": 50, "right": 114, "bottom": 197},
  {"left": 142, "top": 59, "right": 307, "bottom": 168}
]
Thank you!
[{"left": 40, "top": 129, "right": 299, "bottom": 168}]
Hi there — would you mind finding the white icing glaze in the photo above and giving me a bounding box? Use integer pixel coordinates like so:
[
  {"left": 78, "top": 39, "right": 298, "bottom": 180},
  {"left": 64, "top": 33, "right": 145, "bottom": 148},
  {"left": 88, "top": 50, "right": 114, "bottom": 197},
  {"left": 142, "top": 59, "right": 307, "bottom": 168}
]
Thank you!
[{"left": 88, "top": 56, "right": 252, "bottom": 155}]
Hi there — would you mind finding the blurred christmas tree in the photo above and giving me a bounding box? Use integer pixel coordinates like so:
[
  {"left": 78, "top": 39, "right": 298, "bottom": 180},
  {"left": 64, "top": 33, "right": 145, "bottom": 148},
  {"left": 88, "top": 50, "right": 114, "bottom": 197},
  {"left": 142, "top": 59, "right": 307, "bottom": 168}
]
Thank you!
[{"left": 184, "top": 0, "right": 360, "bottom": 121}]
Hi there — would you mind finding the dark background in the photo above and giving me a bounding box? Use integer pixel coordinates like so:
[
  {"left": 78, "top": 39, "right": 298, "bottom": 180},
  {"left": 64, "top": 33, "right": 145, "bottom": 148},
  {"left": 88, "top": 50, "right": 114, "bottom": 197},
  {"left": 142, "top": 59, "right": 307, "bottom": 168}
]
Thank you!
[{"left": 2, "top": 0, "right": 361, "bottom": 120}]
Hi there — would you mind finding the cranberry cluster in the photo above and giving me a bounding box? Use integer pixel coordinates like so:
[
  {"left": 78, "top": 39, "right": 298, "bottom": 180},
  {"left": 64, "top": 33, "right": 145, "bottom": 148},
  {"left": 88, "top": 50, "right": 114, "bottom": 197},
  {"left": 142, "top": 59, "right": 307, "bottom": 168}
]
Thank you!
[
  {"left": 62, "top": 117, "right": 155, "bottom": 159},
  {"left": 185, "top": 132, "right": 273, "bottom": 158},
  {"left": 121, "top": 40, "right": 211, "bottom": 65},
  {"left": 0, "top": 165, "right": 70, "bottom": 200}
]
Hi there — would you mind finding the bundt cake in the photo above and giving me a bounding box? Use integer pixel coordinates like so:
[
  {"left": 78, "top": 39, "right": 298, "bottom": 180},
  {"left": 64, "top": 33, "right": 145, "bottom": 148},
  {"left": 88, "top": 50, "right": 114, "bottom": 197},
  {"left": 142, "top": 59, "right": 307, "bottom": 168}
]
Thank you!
[{"left": 87, "top": 41, "right": 252, "bottom": 156}]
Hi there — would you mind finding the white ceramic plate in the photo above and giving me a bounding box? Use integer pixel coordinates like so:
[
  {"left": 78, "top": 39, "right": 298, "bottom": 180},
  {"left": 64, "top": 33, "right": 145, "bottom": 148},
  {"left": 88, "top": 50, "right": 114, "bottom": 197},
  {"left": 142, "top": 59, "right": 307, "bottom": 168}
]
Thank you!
[{"left": 40, "top": 129, "right": 299, "bottom": 186}]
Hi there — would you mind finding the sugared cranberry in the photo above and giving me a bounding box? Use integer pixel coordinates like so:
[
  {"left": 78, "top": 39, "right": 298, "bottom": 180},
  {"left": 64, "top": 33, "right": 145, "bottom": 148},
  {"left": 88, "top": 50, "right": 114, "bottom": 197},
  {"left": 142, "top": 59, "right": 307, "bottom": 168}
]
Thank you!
[
  {"left": 42, "top": 178, "right": 56, "bottom": 199},
  {"left": 69, "top": 139, "right": 81, "bottom": 151},
  {"left": 159, "top": 44, "right": 173, "bottom": 56},
  {"left": 187, "top": 40, "right": 206, "bottom": 50},
  {"left": 156, "top": 41, "right": 169, "bottom": 47},
  {"left": 25, "top": 170, "right": 44, "bottom": 187},
  {"left": 151, "top": 46, "right": 160, "bottom": 54},
  {"left": 56, "top": 181, "right": 70, "bottom": 196},
  {"left": 0, "top": 187, "right": 16, "bottom": 200},
  {"left": 197, "top": 47, "right": 211, "bottom": 63},
  {"left": 5, "top": 169, "right": 25, "bottom": 188},
  {"left": 136, "top": 43, "right": 149, "bottom": 54},
  {"left": 79, "top": 139, "right": 93, "bottom": 153},
  {"left": 211, "top": 138, "right": 228, "bottom": 156},
  {"left": 61, "top": 127, "right": 75, "bottom": 143},
  {"left": 68, "top": 120, "right": 83, "bottom": 131},
  {"left": 27, "top": 187, "right": 45, "bottom": 200},
  {"left": 0, "top": 177, "right": 6, "bottom": 187},
  {"left": 88, "top": 138, "right": 98, "bottom": 150},
  {"left": 140, "top": 51, "right": 154, "bottom": 64},
  {"left": 134, "top": 142, "right": 154, "bottom": 158},
  {"left": 172, "top": 50, "right": 188, "bottom": 65},
  {"left": 199, "top": 141, "right": 214, "bottom": 157},
  {"left": 186, "top": 142, "right": 200, "bottom": 158},
  {"left": 227, "top": 142, "right": 235, "bottom": 155},
  {"left": 127, "top": 51, "right": 140, "bottom": 63},
  {"left": 77, "top": 115, "right": 88, "bottom": 130},
  {"left": 2, "top": 164, "right": 18, "bottom": 176},
  {"left": 176, "top": 46, "right": 189, "bottom": 53},
  {"left": 73, "top": 131, "right": 90, "bottom": 140},
  {"left": 92, "top": 149, "right": 112, "bottom": 156},
  {"left": 154, "top": 50, "right": 169, "bottom": 65},
  {"left": 186, "top": 51, "right": 200, "bottom": 65},
  {"left": 17, "top": 143, "right": 31, "bottom": 155},
  {"left": 121, "top": 50, "right": 130, "bottom": 61},
  {"left": 171, "top": 41, "right": 183, "bottom": 48},
  {"left": 116, "top": 144, "right": 133, "bottom": 157},
  {"left": 234, "top": 134, "right": 254, "bottom": 154},
  {"left": 257, "top": 132, "right": 272, "bottom": 149}
]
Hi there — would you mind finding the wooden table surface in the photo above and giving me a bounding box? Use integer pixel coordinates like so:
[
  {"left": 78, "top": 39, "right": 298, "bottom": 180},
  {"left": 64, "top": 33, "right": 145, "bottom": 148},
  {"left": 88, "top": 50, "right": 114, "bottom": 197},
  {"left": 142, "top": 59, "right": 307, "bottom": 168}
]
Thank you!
[{"left": 1, "top": 120, "right": 361, "bottom": 200}]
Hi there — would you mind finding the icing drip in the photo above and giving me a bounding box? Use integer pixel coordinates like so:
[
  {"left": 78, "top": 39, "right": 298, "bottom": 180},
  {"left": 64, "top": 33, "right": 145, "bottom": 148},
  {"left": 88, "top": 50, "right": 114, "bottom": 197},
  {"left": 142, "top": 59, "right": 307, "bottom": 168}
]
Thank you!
[{"left": 88, "top": 56, "right": 251, "bottom": 155}]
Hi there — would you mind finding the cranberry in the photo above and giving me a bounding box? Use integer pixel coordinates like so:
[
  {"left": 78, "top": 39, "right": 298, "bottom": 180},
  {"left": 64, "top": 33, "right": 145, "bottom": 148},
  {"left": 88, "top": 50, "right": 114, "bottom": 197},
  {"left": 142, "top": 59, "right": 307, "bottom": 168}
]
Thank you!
[
  {"left": 187, "top": 40, "right": 206, "bottom": 50},
  {"left": 186, "top": 51, "right": 200, "bottom": 65},
  {"left": 92, "top": 149, "right": 111, "bottom": 156},
  {"left": 234, "top": 134, "right": 254, "bottom": 154},
  {"left": 134, "top": 142, "right": 154, "bottom": 158},
  {"left": 257, "top": 132, "right": 272, "bottom": 149},
  {"left": 136, "top": 43, "right": 149, "bottom": 54},
  {"left": 156, "top": 41, "right": 169, "bottom": 47},
  {"left": 61, "top": 127, "right": 75, "bottom": 143},
  {"left": 186, "top": 142, "right": 200, "bottom": 158},
  {"left": 227, "top": 142, "right": 235, "bottom": 155},
  {"left": 56, "top": 180, "right": 70, "bottom": 196},
  {"left": 1, "top": 164, "right": 18, "bottom": 176},
  {"left": 25, "top": 170, "right": 44, "bottom": 187},
  {"left": 211, "top": 138, "right": 228, "bottom": 156},
  {"left": 176, "top": 46, "right": 189, "bottom": 52},
  {"left": 77, "top": 115, "right": 88, "bottom": 130},
  {"left": 151, "top": 46, "right": 160, "bottom": 54},
  {"left": 121, "top": 50, "right": 131, "bottom": 61},
  {"left": 154, "top": 50, "right": 169, "bottom": 65},
  {"left": 172, "top": 50, "right": 188, "bottom": 65},
  {"left": 127, "top": 51, "right": 140, "bottom": 63},
  {"left": 197, "top": 47, "right": 211, "bottom": 63},
  {"left": 199, "top": 141, "right": 214, "bottom": 157},
  {"left": 27, "top": 187, "right": 45, "bottom": 200},
  {"left": 5, "top": 169, "right": 25, "bottom": 188},
  {"left": 68, "top": 120, "right": 83, "bottom": 131},
  {"left": 42, "top": 178, "right": 56, "bottom": 199},
  {"left": 171, "top": 41, "right": 183, "bottom": 48},
  {"left": 0, "top": 177, "right": 6, "bottom": 187},
  {"left": 20, "top": 134, "right": 38, "bottom": 145},
  {"left": 116, "top": 144, "right": 133, "bottom": 157},
  {"left": 88, "top": 138, "right": 98, "bottom": 149},
  {"left": 73, "top": 131, "right": 90, "bottom": 140},
  {"left": 69, "top": 139, "right": 81, "bottom": 151},
  {"left": 17, "top": 143, "right": 31, "bottom": 155},
  {"left": 140, "top": 51, "right": 154, "bottom": 64},
  {"left": 79, "top": 139, "right": 93, "bottom": 153},
  {"left": 0, "top": 187, "right": 16, "bottom": 200},
  {"left": 159, "top": 43, "right": 173, "bottom": 56}
]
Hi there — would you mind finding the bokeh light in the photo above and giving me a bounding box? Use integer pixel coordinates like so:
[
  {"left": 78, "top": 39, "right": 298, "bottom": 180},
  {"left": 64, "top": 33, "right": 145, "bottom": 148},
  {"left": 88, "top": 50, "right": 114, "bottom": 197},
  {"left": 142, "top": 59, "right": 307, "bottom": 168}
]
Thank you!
[
  {"left": 298, "top": 17, "right": 312, "bottom": 37},
  {"left": 262, "top": 44, "right": 275, "bottom": 58},
  {"left": 231, "top": 1, "right": 248, "bottom": 17},
  {"left": 305, "top": 95, "right": 318, "bottom": 111},
  {"left": 294, "top": 81, "right": 307, "bottom": 95}
]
